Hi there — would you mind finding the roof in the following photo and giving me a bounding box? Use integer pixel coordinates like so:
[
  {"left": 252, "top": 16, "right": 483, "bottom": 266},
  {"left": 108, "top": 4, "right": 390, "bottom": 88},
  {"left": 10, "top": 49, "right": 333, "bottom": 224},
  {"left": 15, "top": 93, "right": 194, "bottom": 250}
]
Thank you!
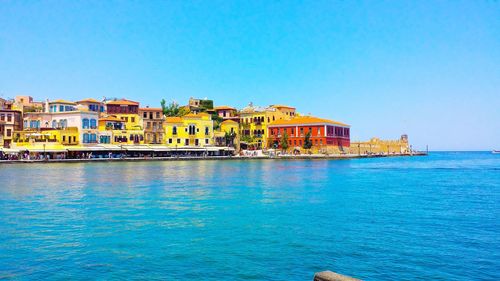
[
  {"left": 214, "top": 106, "right": 236, "bottom": 111},
  {"left": 49, "top": 99, "right": 76, "bottom": 105},
  {"left": 99, "top": 116, "right": 123, "bottom": 122},
  {"left": 76, "top": 98, "right": 101, "bottom": 104},
  {"left": 106, "top": 99, "right": 139, "bottom": 106},
  {"left": 268, "top": 116, "right": 349, "bottom": 127},
  {"left": 165, "top": 117, "right": 183, "bottom": 123},
  {"left": 221, "top": 120, "right": 239, "bottom": 125},
  {"left": 183, "top": 112, "right": 210, "bottom": 118},
  {"left": 271, "top": 104, "right": 296, "bottom": 109},
  {"left": 139, "top": 107, "right": 163, "bottom": 112}
]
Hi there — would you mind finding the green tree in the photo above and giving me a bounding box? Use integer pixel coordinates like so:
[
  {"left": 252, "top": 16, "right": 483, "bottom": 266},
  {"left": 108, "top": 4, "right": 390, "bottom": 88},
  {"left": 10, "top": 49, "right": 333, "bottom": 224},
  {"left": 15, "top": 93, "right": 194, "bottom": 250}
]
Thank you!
[
  {"left": 211, "top": 114, "right": 224, "bottom": 130},
  {"left": 161, "top": 100, "right": 189, "bottom": 117},
  {"left": 280, "top": 131, "right": 289, "bottom": 152},
  {"left": 303, "top": 131, "right": 313, "bottom": 150}
]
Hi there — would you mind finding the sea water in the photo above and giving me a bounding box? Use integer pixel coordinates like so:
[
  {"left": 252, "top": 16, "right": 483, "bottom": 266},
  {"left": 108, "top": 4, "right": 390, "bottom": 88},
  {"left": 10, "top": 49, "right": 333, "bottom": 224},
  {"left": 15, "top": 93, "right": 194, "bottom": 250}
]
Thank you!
[{"left": 0, "top": 152, "right": 498, "bottom": 280}]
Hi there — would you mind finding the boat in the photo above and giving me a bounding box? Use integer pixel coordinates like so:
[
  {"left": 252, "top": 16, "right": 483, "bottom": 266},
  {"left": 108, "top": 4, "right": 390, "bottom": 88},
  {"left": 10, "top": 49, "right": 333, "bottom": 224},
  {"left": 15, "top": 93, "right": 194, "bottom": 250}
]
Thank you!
[{"left": 493, "top": 150, "right": 500, "bottom": 154}]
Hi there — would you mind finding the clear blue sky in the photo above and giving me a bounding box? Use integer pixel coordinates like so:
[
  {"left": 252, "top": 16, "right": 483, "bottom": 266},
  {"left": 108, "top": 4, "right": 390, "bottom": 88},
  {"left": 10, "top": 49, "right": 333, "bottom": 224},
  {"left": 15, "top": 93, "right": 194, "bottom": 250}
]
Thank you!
[{"left": 1, "top": 1, "right": 499, "bottom": 150}]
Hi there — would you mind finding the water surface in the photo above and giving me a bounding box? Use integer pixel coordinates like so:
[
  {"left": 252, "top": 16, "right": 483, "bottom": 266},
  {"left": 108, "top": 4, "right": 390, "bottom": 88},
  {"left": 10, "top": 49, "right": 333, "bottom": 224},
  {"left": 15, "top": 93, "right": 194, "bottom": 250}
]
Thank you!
[{"left": 0, "top": 152, "right": 499, "bottom": 280}]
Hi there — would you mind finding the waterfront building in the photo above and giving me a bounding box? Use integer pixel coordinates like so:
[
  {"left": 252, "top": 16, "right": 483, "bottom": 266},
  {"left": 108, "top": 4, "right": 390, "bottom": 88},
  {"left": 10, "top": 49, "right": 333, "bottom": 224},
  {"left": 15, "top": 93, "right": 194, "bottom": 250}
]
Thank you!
[
  {"left": 105, "top": 99, "right": 142, "bottom": 130},
  {"left": 97, "top": 115, "right": 144, "bottom": 144},
  {"left": 139, "top": 107, "right": 164, "bottom": 144},
  {"left": 164, "top": 113, "right": 214, "bottom": 147},
  {"left": 48, "top": 100, "right": 77, "bottom": 113},
  {"left": 267, "top": 116, "right": 351, "bottom": 154},
  {"left": 349, "top": 135, "right": 411, "bottom": 155},
  {"left": 0, "top": 109, "right": 23, "bottom": 148},
  {"left": 239, "top": 103, "right": 295, "bottom": 149},
  {"left": 76, "top": 98, "right": 105, "bottom": 115},
  {"left": 23, "top": 111, "right": 99, "bottom": 145},
  {"left": 13, "top": 127, "right": 79, "bottom": 147}
]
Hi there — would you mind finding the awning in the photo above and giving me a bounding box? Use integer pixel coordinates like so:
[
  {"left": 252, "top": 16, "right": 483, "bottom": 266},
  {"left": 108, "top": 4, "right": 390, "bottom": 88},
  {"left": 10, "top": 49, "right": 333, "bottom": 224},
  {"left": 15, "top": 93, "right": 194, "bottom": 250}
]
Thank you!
[
  {"left": 149, "top": 146, "right": 172, "bottom": 152},
  {"left": 0, "top": 148, "right": 20, "bottom": 154},
  {"left": 25, "top": 148, "right": 68, "bottom": 153},
  {"left": 123, "top": 145, "right": 153, "bottom": 151}
]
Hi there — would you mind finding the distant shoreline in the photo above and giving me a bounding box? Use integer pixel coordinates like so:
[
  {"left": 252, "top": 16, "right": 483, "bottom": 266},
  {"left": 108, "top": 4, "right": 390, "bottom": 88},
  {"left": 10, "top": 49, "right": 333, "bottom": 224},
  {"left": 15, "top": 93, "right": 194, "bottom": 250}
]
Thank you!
[{"left": 0, "top": 152, "right": 427, "bottom": 164}]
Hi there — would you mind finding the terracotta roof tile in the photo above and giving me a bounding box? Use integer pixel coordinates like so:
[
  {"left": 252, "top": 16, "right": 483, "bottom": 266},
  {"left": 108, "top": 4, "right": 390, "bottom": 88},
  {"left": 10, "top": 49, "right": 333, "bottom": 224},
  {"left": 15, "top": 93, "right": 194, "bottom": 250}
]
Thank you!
[{"left": 268, "top": 116, "right": 349, "bottom": 127}]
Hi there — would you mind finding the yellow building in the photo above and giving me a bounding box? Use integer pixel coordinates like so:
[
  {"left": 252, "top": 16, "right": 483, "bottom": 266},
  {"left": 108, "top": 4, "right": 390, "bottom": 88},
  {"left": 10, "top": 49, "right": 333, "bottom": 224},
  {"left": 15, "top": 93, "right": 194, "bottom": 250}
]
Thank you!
[
  {"left": 214, "top": 120, "right": 240, "bottom": 150},
  {"left": 105, "top": 100, "right": 142, "bottom": 130},
  {"left": 349, "top": 135, "right": 411, "bottom": 155},
  {"left": 239, "top": 103, "right": 295, "bottom": 149},
  {"left": 164, "top": 113, "right": 214, "bottom": 147},
  {"left": 98, "top": 116, "right": 144, "bottom": 145},
  {"left": 11, "top": 127, "right": 79, "bottom": 153}
]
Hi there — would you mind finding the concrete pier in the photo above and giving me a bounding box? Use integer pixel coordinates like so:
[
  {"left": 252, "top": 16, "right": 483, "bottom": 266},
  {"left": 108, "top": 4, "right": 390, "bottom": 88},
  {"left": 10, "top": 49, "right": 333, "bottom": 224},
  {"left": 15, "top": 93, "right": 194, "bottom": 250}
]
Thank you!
[{"left": 314, "top": 271, "right": 362, "bottom": 281}]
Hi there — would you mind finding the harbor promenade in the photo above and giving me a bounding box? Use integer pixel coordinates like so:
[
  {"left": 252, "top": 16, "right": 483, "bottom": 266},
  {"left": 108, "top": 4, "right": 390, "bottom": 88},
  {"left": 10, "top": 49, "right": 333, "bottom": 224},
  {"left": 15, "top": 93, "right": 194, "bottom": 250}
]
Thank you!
[{"left": 0, "top": 151, "right": 427, "bottom": 164}]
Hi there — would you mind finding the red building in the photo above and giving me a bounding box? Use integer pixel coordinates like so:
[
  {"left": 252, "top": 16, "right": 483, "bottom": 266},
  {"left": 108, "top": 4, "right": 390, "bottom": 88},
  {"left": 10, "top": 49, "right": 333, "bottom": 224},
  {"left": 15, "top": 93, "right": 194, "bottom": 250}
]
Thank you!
[
  {"left": 106, "top": 99, "right": 139, "bottom": 114},
  {"left": 268, "top": 116, "right": 350, "bottom": 150}
]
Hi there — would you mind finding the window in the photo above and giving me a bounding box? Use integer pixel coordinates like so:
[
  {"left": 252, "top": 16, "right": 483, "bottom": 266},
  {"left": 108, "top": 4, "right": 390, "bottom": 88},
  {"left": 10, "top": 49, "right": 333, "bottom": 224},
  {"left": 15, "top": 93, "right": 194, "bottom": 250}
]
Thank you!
[
  {"left": 195, "top": 139, "right": 199, "bottom": 146},
  {"left": 205, "top": 126, "right": 209, "bottom": 135},
  {"left": 83, "top": 133, "right": 89, "bottom": 143},
  {"left": 169, "top": 138, "right": 172, "bottom": 144},
  {"left": 205, "top": 139, "right": 209, "bottom": 144},
  {"left": 0, "top": 114, "right": 4, "bottom": 121},
  {"left": 131, "top": 117, "right": 135, "bottom": 123},
  {"left": 83, "top": 118, "right": 89, "bottom": 129},
  {"left": 156, "top": 112, "right": 160, "bottom": 119},
  {"left": 6, "top": 129, "right": 11, "bottom": 137},
  {"left": 173, "top": 126, "right": 177, "bottom": 135},
  {"left": 7, "top": 114, "right": 12, "bottom": 122},
  {"left": 63, "top": 136, "right": 66, "bottom": 142},
  {"left": 143, "top": 112, "right": 148, "bottom": 118},
  {"left": 90, "top": 119, "right": 97, "bottom": 129},
  {"left": 52, "top": 120, "right": 57, "bottom": 128},
  {"left": 177, "top": 139, "right": 180, "bottom": 144},
  {"left": 59, "top": 105, "right": 64, "bottom": 112},
  {"left": 300, "top": 128, "right": 304, "bottom": 135},
  {"left": 185, "top": 139, "right": 189, "bottom": 146}
]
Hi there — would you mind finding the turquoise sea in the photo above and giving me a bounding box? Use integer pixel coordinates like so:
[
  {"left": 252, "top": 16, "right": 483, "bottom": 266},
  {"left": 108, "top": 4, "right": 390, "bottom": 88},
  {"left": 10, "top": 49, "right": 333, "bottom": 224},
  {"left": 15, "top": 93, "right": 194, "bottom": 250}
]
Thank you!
[{"left": 0, "top": 152, "right": 498, "bottom": 280}]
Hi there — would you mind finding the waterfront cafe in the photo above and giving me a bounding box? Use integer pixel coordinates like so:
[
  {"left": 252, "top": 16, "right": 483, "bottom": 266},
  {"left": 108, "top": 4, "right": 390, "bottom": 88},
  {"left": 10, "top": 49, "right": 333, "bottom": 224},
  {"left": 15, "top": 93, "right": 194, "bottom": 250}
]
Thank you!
[{"left": 1, "top": 144, "right": 235, "bottom": 160}]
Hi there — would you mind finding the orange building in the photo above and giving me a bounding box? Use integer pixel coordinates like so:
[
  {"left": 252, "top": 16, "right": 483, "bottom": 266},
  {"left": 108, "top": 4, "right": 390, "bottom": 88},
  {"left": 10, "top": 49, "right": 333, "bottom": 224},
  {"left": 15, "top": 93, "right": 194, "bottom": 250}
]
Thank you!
[{"left": 267, "top": 116, "right": 350, "bottom": 153}]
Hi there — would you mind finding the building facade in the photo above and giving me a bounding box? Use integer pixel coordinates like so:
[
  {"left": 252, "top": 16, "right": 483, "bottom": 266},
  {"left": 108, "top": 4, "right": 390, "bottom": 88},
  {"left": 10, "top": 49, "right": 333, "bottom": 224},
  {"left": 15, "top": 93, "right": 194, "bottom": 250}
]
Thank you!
[
  {"left": 0, "top": 109, "right": 23, "bottom": 148},
  {"left": 23, "top": 111, "right": 99, "bottom": 145},
  {"left": 76, "top": 98, "right": 105, "bottom": 115},
  {"left": 164, "top": 113, "right": 214, "bottom": 147},
  {"left": 139, "top": 107, "right": 164, "bottom": 144},
  {"left": 267, "top": 116, "right": 350, "bottom": 153},
  {"left": 239, "top": 103, "right": 295, "bottom": 149},
  {"left": 106, "top": 99, "right": 142, "bottom": 130}
]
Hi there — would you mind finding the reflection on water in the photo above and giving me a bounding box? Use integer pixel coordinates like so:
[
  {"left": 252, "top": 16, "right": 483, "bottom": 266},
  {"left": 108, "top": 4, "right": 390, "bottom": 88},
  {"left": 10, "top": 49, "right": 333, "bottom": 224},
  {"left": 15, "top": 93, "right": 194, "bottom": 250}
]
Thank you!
[{"left": 0, "top": 153, "right": 499, "bottom": 280}]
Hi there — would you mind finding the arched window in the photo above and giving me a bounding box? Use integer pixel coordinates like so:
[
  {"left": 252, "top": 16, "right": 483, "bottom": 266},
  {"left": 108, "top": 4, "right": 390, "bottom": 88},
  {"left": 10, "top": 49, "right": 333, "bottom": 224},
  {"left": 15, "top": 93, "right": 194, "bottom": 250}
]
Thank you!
[
  {"left": 83, "top": 133, "right": 89, "bottom": 143},
  {"left": 173, "top": 126, "right": 177, "bottom": 135},
  {"left": 90, "top": 119, "right": 97, "bottom": 129},
  {"left": 82, "top": 118, "right": 89, "bottom": 129}
]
